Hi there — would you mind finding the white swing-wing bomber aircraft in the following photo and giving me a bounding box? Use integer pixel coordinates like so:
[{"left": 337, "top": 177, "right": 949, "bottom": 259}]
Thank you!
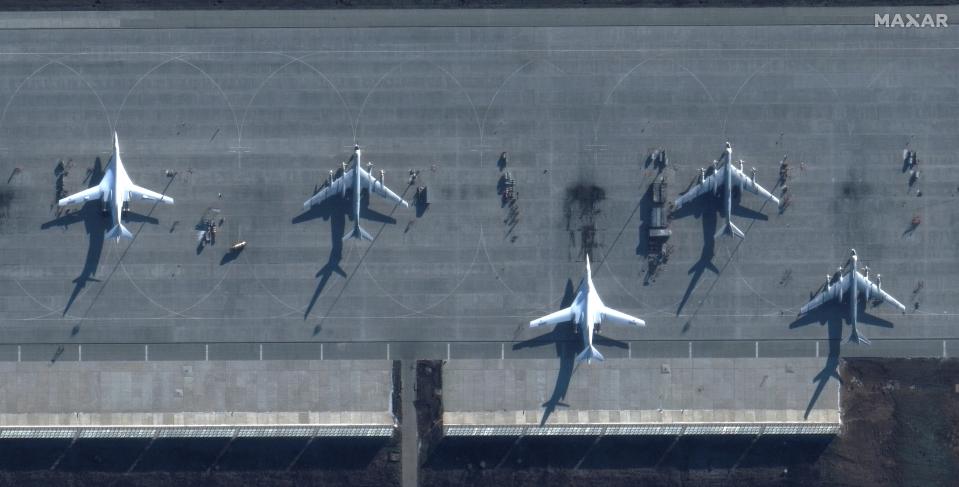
[
  {"left": 799, "top": 249, "right": 906, "bottom": 345},
  {"left": 529, "top": 255, "right": 645, "bottom": 364},
  {"left": 674, "top": 142, "right": 780, "bottom": 239},
  {"left": 303, "top": 145, "right": 409, "bottom": 241},
  {"left": 58, "top": 133, "right": 174, "bottom": 242}
]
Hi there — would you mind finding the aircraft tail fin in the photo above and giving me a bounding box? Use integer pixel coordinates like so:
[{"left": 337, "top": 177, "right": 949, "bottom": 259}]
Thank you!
[
  {"left": 714, "top": 219, "right": 745, "bottom": 239},
  {"left": 105, "top": 223, "right": 133, "bottom": 241},
  {"left": 343, "top": 223, "right": 373, "bottom": 241},
  {"left": 848, "top": 328, "right": 871, "bottom": 345},
  {"left": 576, "top": 345, "right": 605, "bottom": 364}
]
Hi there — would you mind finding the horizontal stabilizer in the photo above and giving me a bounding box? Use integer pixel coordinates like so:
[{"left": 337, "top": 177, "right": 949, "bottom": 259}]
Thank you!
[
  {"left": 714, "top": 220, "right": 745, "bottom": 239},
  {"left": 344, "top": 224, "right": 373, "bottom": 241},
  {"left": 847, "top": 329, "right": 871, "bottom": 345},
  {"left": 576, "top": 345, "right": 605, "bottom": 364},
  {"left": 104, "top": 223, "right": 133, "bottom": 241}
]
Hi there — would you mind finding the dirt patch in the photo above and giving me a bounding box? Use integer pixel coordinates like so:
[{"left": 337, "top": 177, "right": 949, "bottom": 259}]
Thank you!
[
  {"left": 392, "top": 360, "right": 403, "bottom": 423},
  {"left": 811, "top": 358, "right": 959, "bottom": 487},
  {"left": 416, "top": 360, "right": 444, "bottom": 464}
]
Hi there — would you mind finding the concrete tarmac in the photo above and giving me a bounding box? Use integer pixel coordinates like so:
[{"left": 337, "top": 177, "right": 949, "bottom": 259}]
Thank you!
[{"left": 0, "top": 11, "right": 957, "bottom": 364}]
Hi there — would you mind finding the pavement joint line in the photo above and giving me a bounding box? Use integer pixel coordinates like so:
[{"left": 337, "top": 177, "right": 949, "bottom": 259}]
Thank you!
[
  {"left": 944, "top": 340, "right": 948, "bottom": 358},
  {"left": 16, "top": 346, "right": 20, "bottom": 362}
]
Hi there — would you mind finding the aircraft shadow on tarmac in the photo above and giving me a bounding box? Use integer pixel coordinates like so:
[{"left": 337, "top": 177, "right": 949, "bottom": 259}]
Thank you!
[
  {"left": 512, "top": 279, "right": 627, "bottom": 426},
  {"left": 670, "top": 187, "right": 772, "bottom": 319},
  {"left": 39, "top": 158, "right": 163, "bottom": 319},
  {"left": 292, "top": 189, "right": 398, "bottom": 322},
  {"left": 40, "top": 158, "right": 107, "bottom": 315},
  {"left": 788, "top": 299, "right": 894, "bottom": 419}
]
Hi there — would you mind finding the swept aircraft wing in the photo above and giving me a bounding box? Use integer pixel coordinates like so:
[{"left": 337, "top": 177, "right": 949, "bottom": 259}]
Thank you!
[
  {"left": 731, "top": 165, "right": 780, "bottom": 205},
  {"left": 303, "top": 168, "right": 353, "bottom": 209},
  {"left": 360, "top": 169, "right": 408, "bottom": 208},
  {"left": 129, "top": 184, "right": 174, "bottom": 204},
  {"left": 600, "top": 306, "right": 645, "bottom": 327},
  {"left": 675, "top": 166, "right": 722, "bottom": 209},
  {"left": 58, "top": 185, "right": 104, "bottom": 207},
  {"left": 855, "top": 272, "right": 906, "bottom": 311},
  {"left": 530, "top": 306, "right": 574, "bottom": 328},
  {"left": 800, "top": 276, "right": 846, "bottom": 315}
]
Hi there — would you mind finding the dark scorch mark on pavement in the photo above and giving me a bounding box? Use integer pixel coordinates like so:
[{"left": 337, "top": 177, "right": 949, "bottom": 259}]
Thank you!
[{"left": 564, "top": 183, "right": 605, "bottom": 261}]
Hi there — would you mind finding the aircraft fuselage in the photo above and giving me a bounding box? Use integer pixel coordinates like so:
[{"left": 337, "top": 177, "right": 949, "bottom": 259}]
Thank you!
[
  {"left": 352, "top": 148, "right": 363, "bottom": 224},
  {"left": 724, "top": 149, "right": 733, "bottom": 220},
  {"left": 575, "top": 275, "right": 601, "bottom": 354},
  {"left": 102, "top": 153, "right": 132, "bottom": 234},
  {"left": 849, "top": 254, "right": 859, "bottom": 328}
]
